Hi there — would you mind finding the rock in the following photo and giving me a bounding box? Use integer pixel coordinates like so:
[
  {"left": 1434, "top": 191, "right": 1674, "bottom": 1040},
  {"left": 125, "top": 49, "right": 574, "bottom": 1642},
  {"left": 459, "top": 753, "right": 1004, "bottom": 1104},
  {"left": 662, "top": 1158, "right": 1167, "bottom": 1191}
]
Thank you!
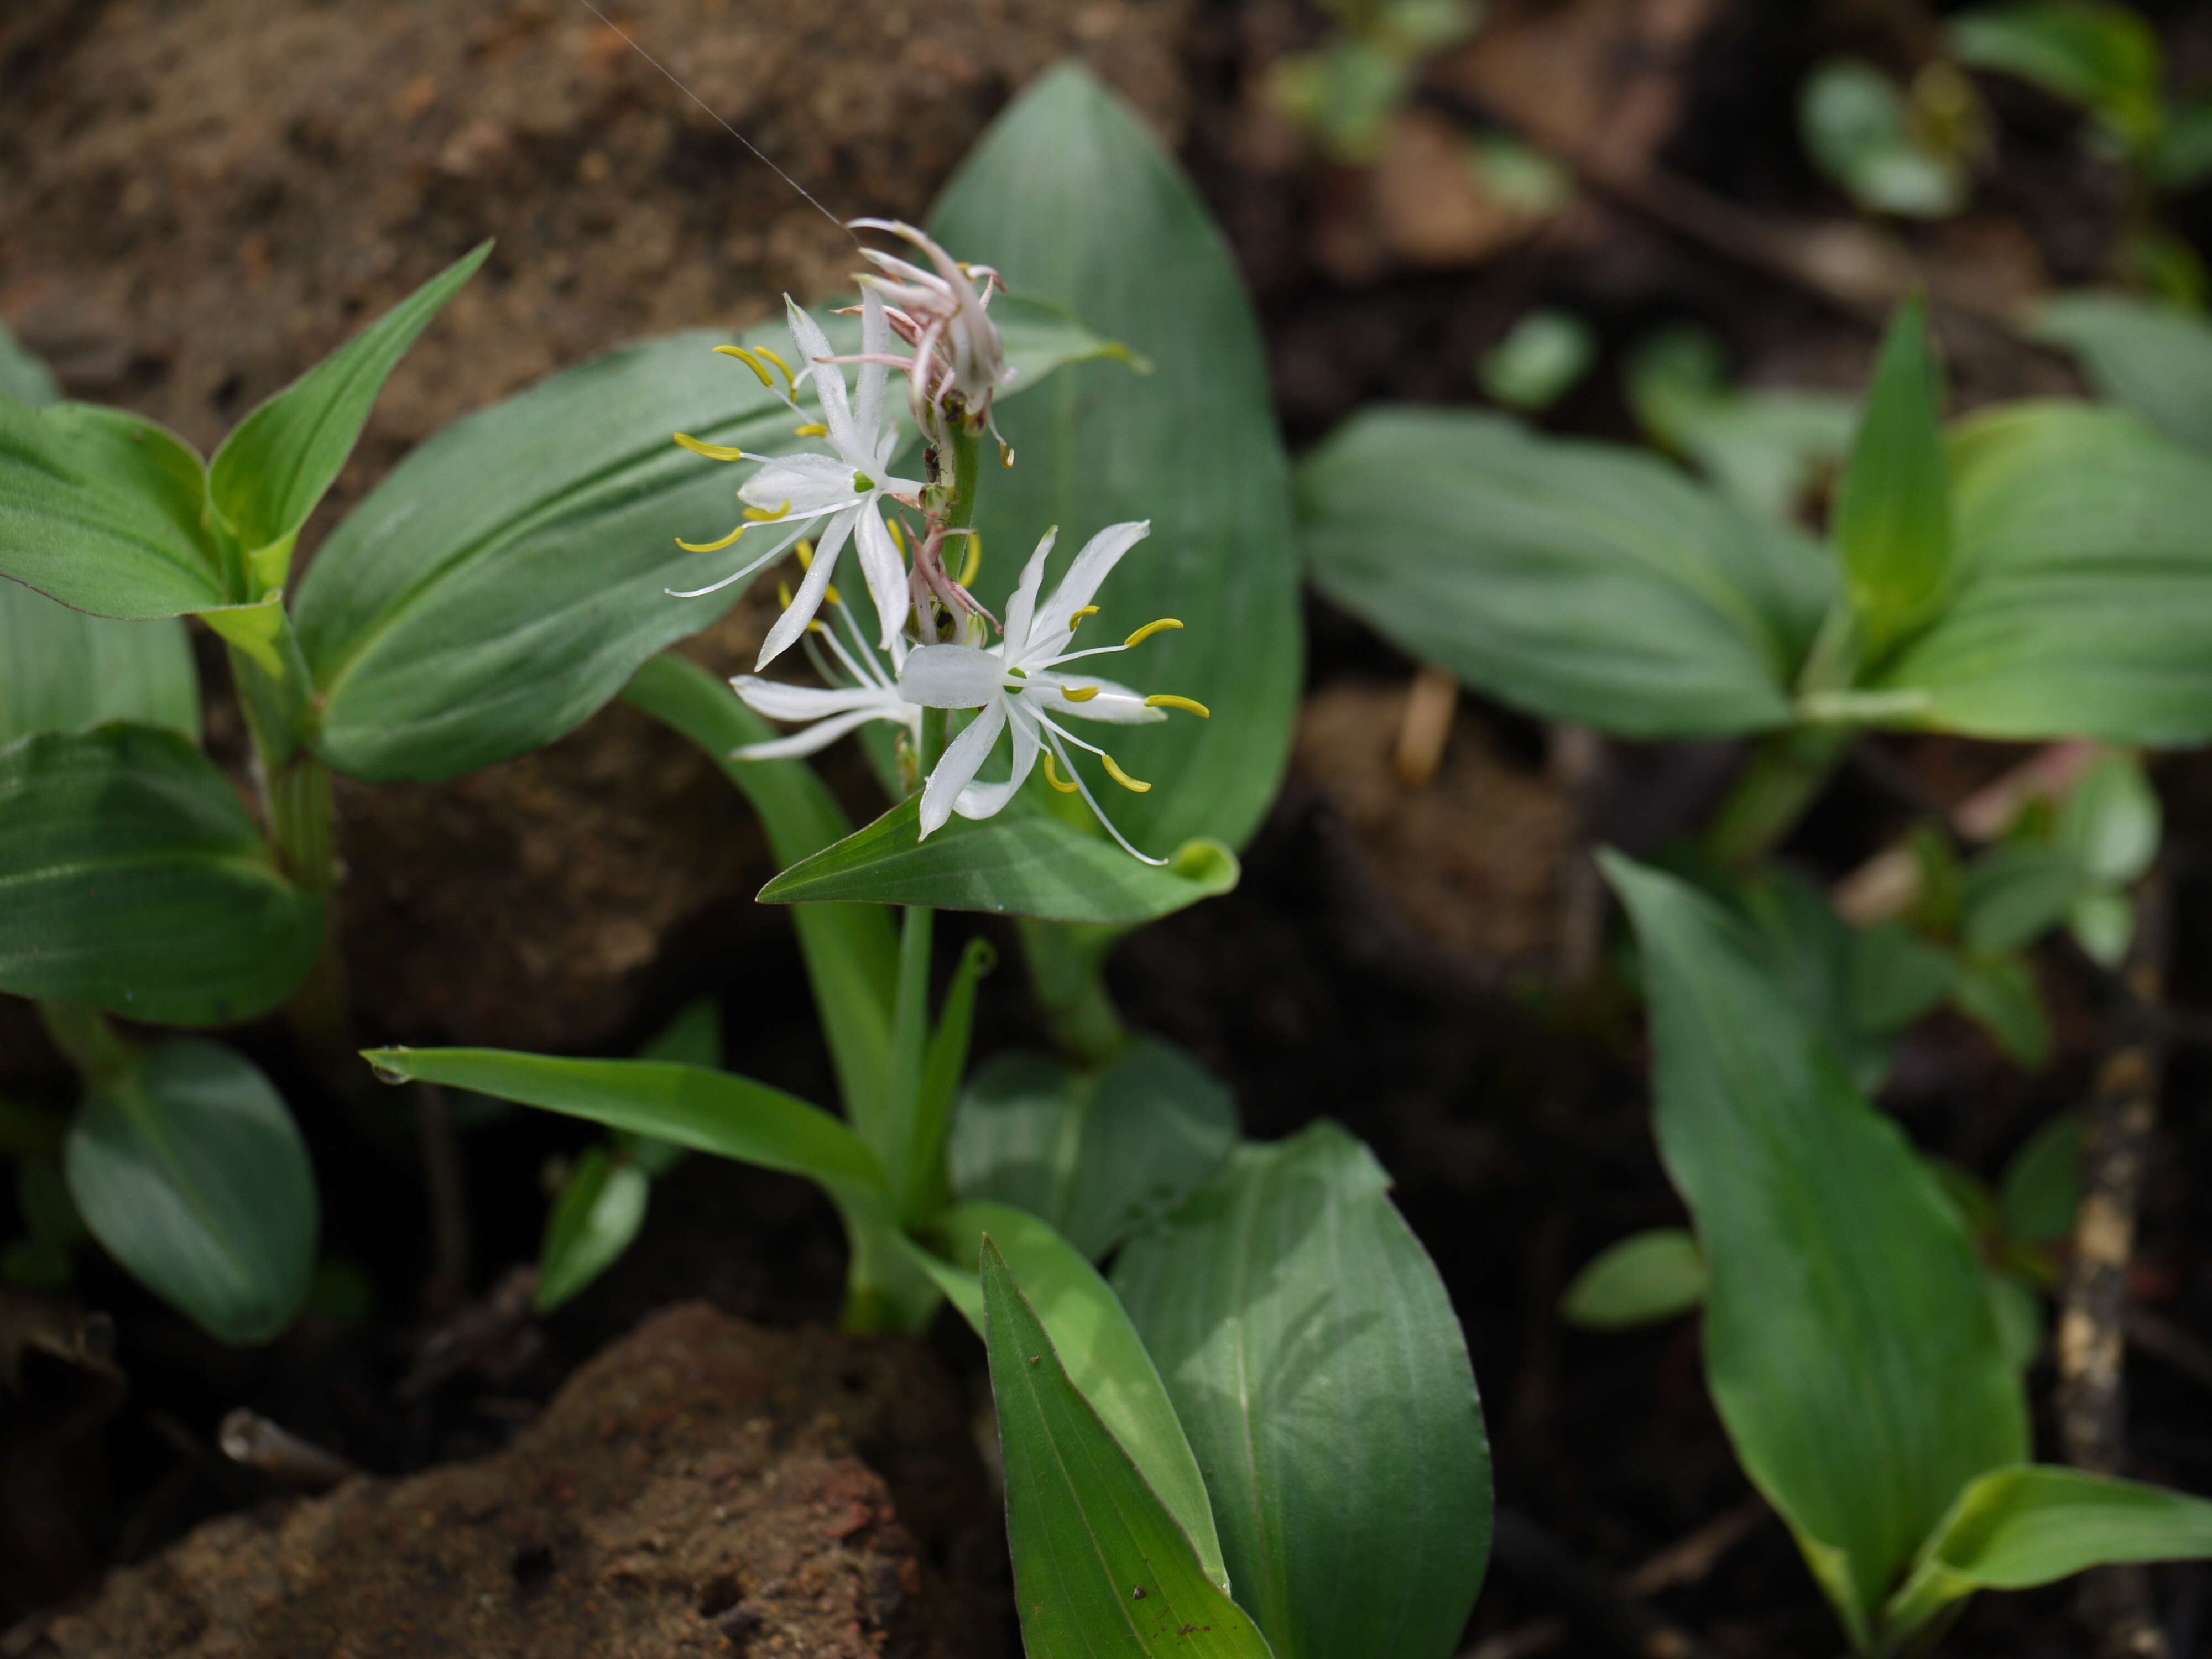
[{"left": 4, "top": 1305, "right": 1006, "bottom": 1658}]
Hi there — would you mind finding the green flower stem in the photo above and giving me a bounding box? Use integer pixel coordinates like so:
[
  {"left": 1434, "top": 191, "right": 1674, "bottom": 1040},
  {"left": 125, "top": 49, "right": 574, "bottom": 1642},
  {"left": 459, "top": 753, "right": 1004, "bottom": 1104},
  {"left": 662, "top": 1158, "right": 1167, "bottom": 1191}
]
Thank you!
[
  {"left": 35, "top": 1001, "right": 134, "bottom": 1091},
  {"left": 943, "top": 422, "right": 983, "bottom": 540},
  {"left": 1016, "top": 917, "right": 1129, "bottom": 1067},
  {"left": 1703, "top": 724, "right": 1855, "bottom": 870}
]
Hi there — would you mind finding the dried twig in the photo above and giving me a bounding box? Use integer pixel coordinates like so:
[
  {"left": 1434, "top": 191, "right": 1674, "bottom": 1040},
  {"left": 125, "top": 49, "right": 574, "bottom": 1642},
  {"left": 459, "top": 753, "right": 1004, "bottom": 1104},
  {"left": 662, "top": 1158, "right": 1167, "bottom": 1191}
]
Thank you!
[
  {"left": 1490, "top": 1509, "right": 1725, "bottom": 1659},
  {"left": 2057, "top": 869, "right": 2172, "bottom": 1658},
  {"left": 218, "top": 1410, "right": 360, "bottom": 1492},
  {"left": 1620, "top": 1496, "right": 1770, "bottom": 1599},
  {"left": 1395, "top": 664, "right": 1461, "bottom": 788}
]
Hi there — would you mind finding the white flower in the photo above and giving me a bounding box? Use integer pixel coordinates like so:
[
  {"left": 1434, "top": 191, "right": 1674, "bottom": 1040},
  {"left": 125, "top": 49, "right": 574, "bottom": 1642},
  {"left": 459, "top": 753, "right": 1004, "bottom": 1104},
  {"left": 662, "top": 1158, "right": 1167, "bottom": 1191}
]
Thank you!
[
  {"left": 896, "top": 521, "right": 1208, "bottom": 865},
  {"left": 728, "top": 572, "right": 920, "bottom": 759},
  {"left": 668, "top": 289, "right": 925, "bottom": 667},
  {"left": 848, "top": 218, "right": 1015, "bottom": 436}
]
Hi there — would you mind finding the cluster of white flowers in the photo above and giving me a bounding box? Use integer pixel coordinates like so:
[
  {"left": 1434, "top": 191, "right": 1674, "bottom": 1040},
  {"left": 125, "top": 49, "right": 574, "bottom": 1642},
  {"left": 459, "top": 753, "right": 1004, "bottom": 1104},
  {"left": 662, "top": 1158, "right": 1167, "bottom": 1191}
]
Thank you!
[{"left": 668, "top": 221, "right": 1202, "bottom": 865}]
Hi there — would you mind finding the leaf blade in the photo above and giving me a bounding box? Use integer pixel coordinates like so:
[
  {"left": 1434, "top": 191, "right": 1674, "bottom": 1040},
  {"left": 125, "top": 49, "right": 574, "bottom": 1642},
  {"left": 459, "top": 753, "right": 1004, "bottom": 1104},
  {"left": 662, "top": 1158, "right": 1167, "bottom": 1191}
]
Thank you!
[{"left": 1834, "top": 296, "right": 1952, "bottom": 659}]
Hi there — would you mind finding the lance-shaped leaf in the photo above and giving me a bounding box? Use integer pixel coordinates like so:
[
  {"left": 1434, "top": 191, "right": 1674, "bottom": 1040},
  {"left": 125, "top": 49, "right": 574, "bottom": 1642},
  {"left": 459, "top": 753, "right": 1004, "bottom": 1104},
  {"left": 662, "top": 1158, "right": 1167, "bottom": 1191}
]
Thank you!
[
  {"left": 951, "top": 1038, "right": 1238, "bottom": 1258},
  {"left": 1113, "top": 1121, "right": 1491, "bottom": 1659},
  {"left": 1299, "top": 408, "right": 1831, "bottom": 737},
  {"left": 1834, "top": 297, "right": 1952, "bottom": 661},
  {"left": 1885, "top": 1466, "right": 2212, "bottom": 1641},
  {"left": 361, "top": 1047, "right": 884, "bottom": 1191},
  {"left": 0, "top": 402, "right": 225, "bottom": 618},
  {"left": 918, "top": 1202, "right": 1229, "bottom": 1593},
  {"left": 2034, "top": 293, "right": 2212, "bottom": 457},
  {"left": 930, "top": 62, "right": 1302, "bottom": 853},
  {"left": 1950, "top": 2, "right": 2166, "bottom": 153},
  {"left": 1602, "top": 852, "right": 2026, "bottom": 1649},
  {"left": 534, "top": 1146, "right": 650, "bottom": 1313},
  {"left": 0, "top": 580, "right": 200, "bottom": 745},
  {"left": 210, "top": 242, "right": 490, "bottom": 580},
  {"left": 0, "top": 726, "right": 322, "bottom": 1025},
  {"left": 67, "top": 1038, "right": 317, "bottom": 1345},
  {"left": 1561, "top": 1228, "right": 1708, "bottom": 1329},
  {"left": 759, "top": 791, "right": 1239, "bottom": 924},
  {"left": 1869, "top": 403, "right": 2212, "bottom": 744},
  {"left": 979, "top": 1236, "right": 1274, "bottom": 1659}
]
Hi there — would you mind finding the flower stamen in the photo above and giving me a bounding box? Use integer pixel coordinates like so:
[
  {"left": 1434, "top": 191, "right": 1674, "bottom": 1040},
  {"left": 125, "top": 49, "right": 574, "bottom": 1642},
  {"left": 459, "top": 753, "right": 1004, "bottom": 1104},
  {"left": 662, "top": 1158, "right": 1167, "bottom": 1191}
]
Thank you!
[
  {"left": 1058, "top": 684, "right": 1100, "bottom": 703},
  {"left": 1041, "top": 753, "right": 1080, "bottom": 794},
  {"left": 672, "top": 432, "right": 748, "bottom": 462},
  {"left": 744, "top": 499, "right": 794, "bottom": 523},
  {"left": 1144, "top": 693, "right": 1210, "bottom": 718},
  {"left": 676, "top": 523, "right": 748, "bottom": 554},
  {"left": 1124, "top": 618, "right": 1183, "bottom": 648},
  {"left": 1068, "top": 604, "right": 1101, "bottom": 633},
  {"left": 1100, "top": 754, "right": 1151, "bottom": 793}
]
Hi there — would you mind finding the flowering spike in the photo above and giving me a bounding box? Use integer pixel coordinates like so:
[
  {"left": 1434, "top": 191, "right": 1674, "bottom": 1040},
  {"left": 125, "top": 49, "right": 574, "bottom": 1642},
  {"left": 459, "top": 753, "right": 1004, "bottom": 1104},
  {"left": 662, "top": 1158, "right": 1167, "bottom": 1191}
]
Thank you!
[
  {"left": 1144, "top": 693, "right": 1210, "bottom": 718},
  {"left": 673, "top": 432, "right": 748, "bottom": 462},
  {"left": 1124, "top": 618, "right": 1183, "bottom": 648}
]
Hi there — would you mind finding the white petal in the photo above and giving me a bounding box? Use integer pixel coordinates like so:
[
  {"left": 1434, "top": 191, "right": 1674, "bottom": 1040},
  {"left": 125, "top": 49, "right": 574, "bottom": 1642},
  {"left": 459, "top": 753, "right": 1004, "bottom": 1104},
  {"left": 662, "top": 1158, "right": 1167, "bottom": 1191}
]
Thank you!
[
  {"left": 1021, "top": 672, "right": 1168, "bottom": 725},
  {"left": 756, "top": 508, "right": 855, "bottom": 670},
  {"left": 854, "top": 288, "right": 890, "bottom": 452},
  {"left": 1003, "top": 528, "right": 1058, "bottom": 655},
  {"left": 742, "top": 453, "right": 867, "bottom": 519},
  {"left": 1031, "top": 520, "right": 1151, "bottom": 661},
  {"left": 785, "top": 297, "right": 859, "bottom": 457},
  {"left": 735, "top": 703, "right": 913, "bottom": 760},
  {"left": 921, "top": 700, "right": 1007, "bottom": 837},
  {"left": 955, "top": 703, "right": 1041, "bottom": 821},
  {"left": 899, "top": 644, "right": 1005, "bottom": 709},
  {"left": 853, "top": 503, "right": 909, "bottom": 651},
  {"left": 731, "top": 677, "right": 899, "bottom": 722}
]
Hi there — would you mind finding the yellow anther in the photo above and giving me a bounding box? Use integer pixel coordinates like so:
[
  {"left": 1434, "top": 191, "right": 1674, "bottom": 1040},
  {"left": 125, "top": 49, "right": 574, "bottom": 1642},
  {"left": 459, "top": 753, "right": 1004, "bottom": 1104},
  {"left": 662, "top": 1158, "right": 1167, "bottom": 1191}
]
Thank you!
[
  {"left": 886, "top": 518, "right": 907, "bottom": 554},
  {"left": 795, "top": 542, "right": 815, "bottom": 570},
  {"left": 1144, "top": 694, "right": 1211, "bottom": 718},
  {"left": 743, "top": 498, "right": 793, "bottom": 523},
  {"left": 794, "top": 422, "right": 828, "bottom": 439},
  {"left": 1124, "top": 617, "right": 1184, "bottom": 648},
  {"left": 958, "top": 531, "right": 983, "bottom": 587},
  {"left": 712, "top": 346, "right": 775, "bottom": 388},
  {"left": 1041, "top": 753, "right": 1079, "bottom": 794},
  {"left": 753, "top": 346, "right": 796, "bottom": 385},
  {"left": 673, "top": 431, "right": 747, "bottom": 462},
  {"left": 1068, "top": 605, "right": 1101, "bottom": 633},
  {"left": 806, "top": 619, "right": 827, "bottom": 634},
  {"left": 676, "top": 523, "right": 747, "bottom": 554},
  {"left": 1101, "top": 754, "right": 1152, "bottom": 794},
  {"left": 778, "top": 581, "right": 795, "bottom": 609},
  {"left": 825, "top": 582, "right": 843, "bottom": 606},
  {"left": 1059, "top": 684, "right": 1101, "bottom": 703}
]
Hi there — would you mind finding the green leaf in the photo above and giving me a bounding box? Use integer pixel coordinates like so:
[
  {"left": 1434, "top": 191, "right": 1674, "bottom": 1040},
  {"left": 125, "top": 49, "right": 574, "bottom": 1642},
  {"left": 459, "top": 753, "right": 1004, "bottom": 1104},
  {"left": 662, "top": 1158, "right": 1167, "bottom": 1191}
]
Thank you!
[
  {"left": 759, "top": 790, "right": 1240, "bottom": 924},
  {"left": 0, "top": 726, "right": 322, "bottom": 1024},
  {"left": 66, "top": 1037, "right": 316, "bottom": 1344},
  {"left": 0, "top": 319, "right": 61, "bottom": 408},
  {"left": 210, "top": 243, "right": 489, "bottom": 579},
  {"left": 0, "top": 578, "right": 200, "bottom": 745},
  {"left": 1871, "top": 403, "right": 2212, "bottom": 744},
  {"left": 533, "top": 1145, "right": 650, "bottom": 1313},
  {"left": 929, "top": 62, "right": 1301, "bottom": 854},
  {"left": 1561, "top": 1228, "right": 1709, "bottom": 1328},
  {"left": 623, "top": 653, "right": 898, "bottom": 1124},
  {"left": 1477, "top": 310, "right": 1597, "bottom": 411},
  {"left": 1835, "top": 297, "right": 1952, "bottom": 660},
  {"left": 994, "top": 291, "right": 1150, "bottom": 382},
  {"left": 1961, "top": 842, "right": 2084, "bottom": 952},
  {"left": 359, "top": 1047, "right": 884, "bottom": 1190},
  {"left": 1113, "top": 1122, "right": 1491, "bottom": 1659},
  {"left": 921, "top": 1202, "right": 1228, "bottom": 1593},
  {"left": 895, "top": 936, "right": 997, "bottom": 1225},
  {"left": 2069, "top": 887, "right": 2136, "bottom": 967},
  {"left": 2000, "top": 1110, "right": 2081, "bottom": 1246},
  {"left": 1601, "top": 852, "right": 2027, "bottom": 1647},
  {"left": 0, "top": 402, "right": 226, "bottom": 618},
  {"left": 1987, "top": 1271, "right": 2046, "bottom": 1371},
  {"left": 1953, "top": 951, "right": 2051, "bottom": 1068},
  {"left": 2034, "top": 294, "right": 2212, "bottom": 457},
  {"left": 1951, "top": 2, "right": 2166, "bottom": 154},
  {"left": 1847, "top": 919, "right": 1960, "bottom": 1034},
  {"left": 638, "top": 994, "right": 722, "bottom": 1069},
  {"left": 951, "top": 1038, "right": 1239, "bottom": 1258},
  {"left": 979, "top": 1235, "right": 1275, "bottom": 1659},
  {"left": 1886, "top": 1467, "right": 2212, "bottom": 1640},
  {"left": 2056, "top": 749, "right": 2159, "bottom": 886},
  {"left": 1299, "top": 407, "right": 1831, "bottom": 737},
  {"left": 2154, "top": 94, "right": 2212, "bottom": 191},
  {"left": 1800, "top": 59, "right": 1969, "bottom": 218}
]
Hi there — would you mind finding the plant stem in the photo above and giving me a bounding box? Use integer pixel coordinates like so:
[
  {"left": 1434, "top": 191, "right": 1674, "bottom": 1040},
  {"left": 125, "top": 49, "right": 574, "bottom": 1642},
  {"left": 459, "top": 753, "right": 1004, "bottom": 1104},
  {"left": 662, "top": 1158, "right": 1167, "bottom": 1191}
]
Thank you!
[
  {"left": 943, "top": 423, "right": 983, "bottom": 538},
  {"left": 35, "top": 1001, "right": 134, "bottom": 1090},
  {"left": 1703, "top": 725, "right": 1854, "bottom": 870},
  {"left": 1016, "top": 917, "right": 1129, "bottom": 1067}
]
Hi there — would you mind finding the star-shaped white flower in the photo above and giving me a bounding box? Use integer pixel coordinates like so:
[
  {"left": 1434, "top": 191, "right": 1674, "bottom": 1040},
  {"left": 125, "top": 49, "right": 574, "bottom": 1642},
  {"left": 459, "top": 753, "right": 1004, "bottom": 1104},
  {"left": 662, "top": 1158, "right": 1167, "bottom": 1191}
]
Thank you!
[
  {"left": 669, "top": 289, "right": 925, "bottom": 667},
  {"left": 896, "top": 521, "right": 1209, "bottom": 864},
  {"left": 728, "top": 570, "right": 920, "bottom": 759}
]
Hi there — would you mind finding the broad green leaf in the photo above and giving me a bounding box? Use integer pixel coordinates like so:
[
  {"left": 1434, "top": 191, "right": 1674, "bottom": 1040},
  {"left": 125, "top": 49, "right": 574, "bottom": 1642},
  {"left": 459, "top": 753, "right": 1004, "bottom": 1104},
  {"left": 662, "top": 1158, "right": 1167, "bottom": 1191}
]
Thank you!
[
  {"left": 360, "top": 1047, "right": 884, "bottom": 1190},
  {"left": 1847, "top": 919, "right": 1959, "bottom": 1034},
  {"left": 0, "top": 402, "right": 225, "bottom": 618},
  {"left": 0, "top": 726, "right": 322, "bottom": 1024},
  {"left": 1477, "top": 310, "right": 1596, "bottom": 411},
  {"left": 992, "top": 291, "right": 1148, "bottom": 383},
  {"left": 1886, "top": 1467, "right": 2212, "bottom": 1641},
  {"left": 1626, "top": 325, "right": 1858, "bottom": 525},
  {"left": 1961, "top": 842, "right": 2083, "bottom": 952},
  {"left": 1299, "top": 408, "right": 1831, "bottom": 737},
  {"left": 66, "top": 1037, "right": 316, "bottom": 1344},
  {"left": 1561, "top": 1228, "right": 1708, "bottom": 1328},
  {"left": 210, "top": 243, "right": 490, "bottom": 578},
  {"left": 951, "top": 1038, "right": 1238, "bottom": 1258},
  {"left": 2056, "top": 749, "right": 2158, "bottom": 886},
  {"left": 1801, "top": 59, "right": 1969, "bottom": 218},
  {"left": 2069, "top": 886, "right": 2136, "bottom": 966},
  {"left": 0, "top": 319, "right": 61, "bottom": 408},
  {"left": 930, "top": 62, "right": 1301, "bottom": 853},
  {"left": 533, "top": 1145, "right": 650, "bottom": 1313},
  {"left": 1952, "top": 951, "right": 2051, "bottom": 1068},
  {"left": 1835, "top": 298, "right": 1952, "bottom": 660},
  {"left": 1951, "top": 2, "right": 2166, "bottom": 153},
  {"left": 0, "top": 580, "right": 200, "bottom": 745},
  {"left": 2034, "top": 294, "right": 2212, "bottom": 456},
  {"left": 922, "top": 1202, "right": 1228, "bottom": 1592},
  {"left": 2000, "top": 1110, "right": 2080, "bottom": 1245},
  {"left": 1602, "top": 853, "right": 2026, "bottom": 1647},
  {"left": 1871, "top": 403, "right": 2212, "bottom": 744},
  {"left": 1113, "top": 1121, "right": 1491, "bottom": 1659},
  {"left": 623, "top": 653, "right": 896, "bottom": 1124},
  {"left": 979, "top": 1237, "right": 1275, "bottom": 1659},
  {"left": 759, "top": 790, "right": 1239, "bottom": 924}
]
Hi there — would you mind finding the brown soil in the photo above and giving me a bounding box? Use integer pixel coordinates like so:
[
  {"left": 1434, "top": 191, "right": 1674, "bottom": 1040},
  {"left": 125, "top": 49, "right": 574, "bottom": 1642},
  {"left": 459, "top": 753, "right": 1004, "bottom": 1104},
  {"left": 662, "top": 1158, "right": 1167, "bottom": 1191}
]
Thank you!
[{"left": 4, "top": 1304, "right": 1005, "bottom": 1659}]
